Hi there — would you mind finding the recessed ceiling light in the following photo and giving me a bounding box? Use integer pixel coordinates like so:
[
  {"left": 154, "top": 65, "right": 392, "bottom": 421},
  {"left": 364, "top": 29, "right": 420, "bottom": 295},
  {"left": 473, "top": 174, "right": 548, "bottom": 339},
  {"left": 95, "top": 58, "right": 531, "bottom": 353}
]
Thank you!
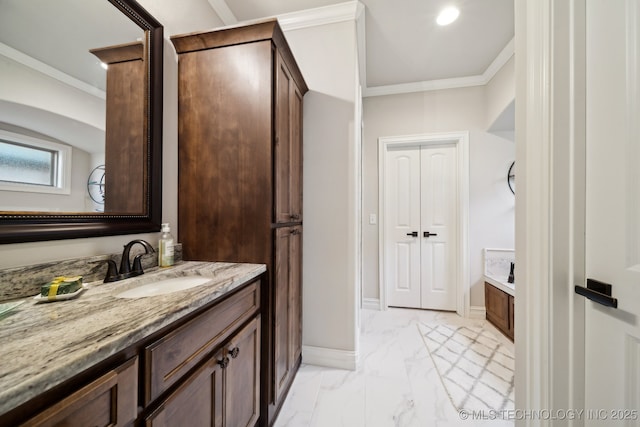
[{"left": 437, "top": 6, "right": 460, "bottom": 26}]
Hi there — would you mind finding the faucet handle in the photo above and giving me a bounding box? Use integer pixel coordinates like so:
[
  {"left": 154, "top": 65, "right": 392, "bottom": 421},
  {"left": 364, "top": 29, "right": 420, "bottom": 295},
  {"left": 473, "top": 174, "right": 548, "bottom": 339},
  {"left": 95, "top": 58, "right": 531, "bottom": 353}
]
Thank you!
[
  {"left": 132, "top": 254, "right": 146, "bottom": 274},
  {"left": 90, "top": 259, "right": 120, "bottom": 283}
]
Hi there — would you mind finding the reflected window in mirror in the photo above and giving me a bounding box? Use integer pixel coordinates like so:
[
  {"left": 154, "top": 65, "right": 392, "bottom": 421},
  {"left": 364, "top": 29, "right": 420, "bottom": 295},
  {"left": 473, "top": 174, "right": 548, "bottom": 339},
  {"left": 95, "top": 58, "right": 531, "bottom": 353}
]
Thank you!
[{"left": 0, "top": 130, "right": 72, "bottom": 198}]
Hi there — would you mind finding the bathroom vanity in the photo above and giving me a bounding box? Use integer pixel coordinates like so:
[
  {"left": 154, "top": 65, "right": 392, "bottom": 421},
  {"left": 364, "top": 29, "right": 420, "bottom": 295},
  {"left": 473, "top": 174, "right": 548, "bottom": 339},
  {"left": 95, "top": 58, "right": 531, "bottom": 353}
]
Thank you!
[
  {"left": 483, "top": 249, "right": 515, "bottom": 341},
  {"left": 485, "top": 279, "right": 514, "bottom": 341},
  {"left": 0, "top": 261, "right": 265, "bottom": 427}
]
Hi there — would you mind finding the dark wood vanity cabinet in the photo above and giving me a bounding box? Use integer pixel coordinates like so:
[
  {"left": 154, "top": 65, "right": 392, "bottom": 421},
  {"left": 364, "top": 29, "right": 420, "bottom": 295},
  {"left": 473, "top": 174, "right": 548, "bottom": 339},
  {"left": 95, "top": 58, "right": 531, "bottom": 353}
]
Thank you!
[
  {"left": 21, "top": 357, "right": 138, "bottom": 427},
  {"left": 171, "top": 19, "right": 307, "bottom": 426},
  {"left": 485, "top": 282, "right": 514, "bottom": 341},
  {"left": 147, "top": 317, "right": 260, "bottom": 427},
  {"left": 7, "top": 280, "right": 261, "bottom": 427}
]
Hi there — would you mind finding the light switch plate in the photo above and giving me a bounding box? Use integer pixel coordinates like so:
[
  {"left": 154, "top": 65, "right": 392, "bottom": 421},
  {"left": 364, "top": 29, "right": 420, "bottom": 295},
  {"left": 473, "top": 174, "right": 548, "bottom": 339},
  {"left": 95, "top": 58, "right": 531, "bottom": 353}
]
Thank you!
[{"left": 369, "top": 214, "right": 377, "bottom": 225}]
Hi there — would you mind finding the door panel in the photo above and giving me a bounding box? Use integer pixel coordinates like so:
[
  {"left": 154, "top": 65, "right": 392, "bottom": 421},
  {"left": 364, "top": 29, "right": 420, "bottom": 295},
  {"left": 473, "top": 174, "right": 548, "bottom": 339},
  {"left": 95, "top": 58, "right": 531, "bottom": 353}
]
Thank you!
[
  {"left": 585, "top": 0, "right": 640, "bottom": 421},
  {"left": 273, "top": 226, "right": 301, "bottom": 403},
  {"left": 273, "top": 227, "right": 291, "bottom": 400},
  {"left": 225, "top": 317, "right": 260, "bottom": 427},
  {"left": 146, "top": 356, "right": 223, "bottom": 427},
  {"left": 288, "top": 227, "right": 302, "bottom": 367},
  {"left": 290, "top": 87, "right": 303, "bottom": 221},
  {"left": 275, "top": 52, "right": 292, "bottom": 224},
  {"left": 385, "top": 147, "right": 421, "bottom": 308},
  {"left": 421, "top": 145, "right": 457, "bottom": 310}
]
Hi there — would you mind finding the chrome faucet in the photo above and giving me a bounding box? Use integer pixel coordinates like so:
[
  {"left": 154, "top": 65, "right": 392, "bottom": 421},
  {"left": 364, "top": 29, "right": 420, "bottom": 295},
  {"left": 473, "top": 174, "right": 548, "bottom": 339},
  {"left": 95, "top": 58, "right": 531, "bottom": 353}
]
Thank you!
[{"left": 101, "top": 239, "right": 155, "bottom": 283}]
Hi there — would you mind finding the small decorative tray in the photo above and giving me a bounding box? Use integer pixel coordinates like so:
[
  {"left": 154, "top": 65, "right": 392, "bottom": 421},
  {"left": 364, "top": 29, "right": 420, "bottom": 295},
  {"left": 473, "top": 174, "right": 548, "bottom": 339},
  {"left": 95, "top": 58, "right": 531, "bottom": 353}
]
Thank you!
[
  {"left": 0, "top": 300, "right": 26, "bottom": 317},
  {"left": 33, "top": 285, "right": 86, "bottom": 303}
]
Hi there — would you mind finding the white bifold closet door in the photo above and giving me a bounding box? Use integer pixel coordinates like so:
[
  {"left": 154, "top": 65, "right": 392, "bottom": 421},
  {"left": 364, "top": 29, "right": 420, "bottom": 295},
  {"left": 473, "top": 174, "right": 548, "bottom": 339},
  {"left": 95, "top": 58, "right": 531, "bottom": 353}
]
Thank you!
[{"left": 384, "top": 144, "right": 457, "bottom": 310}]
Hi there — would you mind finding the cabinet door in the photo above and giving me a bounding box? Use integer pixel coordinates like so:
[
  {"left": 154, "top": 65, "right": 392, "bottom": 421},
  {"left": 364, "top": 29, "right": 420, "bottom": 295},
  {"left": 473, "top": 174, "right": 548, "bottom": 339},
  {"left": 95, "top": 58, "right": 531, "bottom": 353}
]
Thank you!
[
  {"left": 23, "top": 357, "right": 137, "bottom": 427},
  {"left": 146, "top": 354, "right": 224, "bottom": 427},
  {"left": 177, "top": 41, "right": 272, "bottom": 262},
  {"left": 485, "top": 282, "right": 509, "bottom": 334},
  {"left": 508, "top": 295, "right": 515, "bottom": 340},
  {"left": 288, "top": 225, "right": 302, "bottom": 368},
  {"left": 274, "top": 51, "right": 303, "bottom": 224},
  {"left": 224, "top": 317, "right": 260, "bottom": 427},
  {"left": 273, "top": 226, "right": 302, "bottom": 402},
  {"left": 289, "top": 84, "right": 303, "bottom": 222}
]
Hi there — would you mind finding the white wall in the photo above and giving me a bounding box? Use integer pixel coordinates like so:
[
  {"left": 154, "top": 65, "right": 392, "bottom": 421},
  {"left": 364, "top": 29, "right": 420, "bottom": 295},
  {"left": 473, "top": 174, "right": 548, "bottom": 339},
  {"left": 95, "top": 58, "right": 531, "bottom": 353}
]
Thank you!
[
  {"left": 486, "top": 56, "right": 515, "bottom": 130},
  {"left": 284, "top": 20, "right": 360, "bottom": 360},
  {"left": 0, "top": 54, "right": 104, "bottom": 133},
  {"left": 362, "top": 84, "right": 515, "bottom": 308}
]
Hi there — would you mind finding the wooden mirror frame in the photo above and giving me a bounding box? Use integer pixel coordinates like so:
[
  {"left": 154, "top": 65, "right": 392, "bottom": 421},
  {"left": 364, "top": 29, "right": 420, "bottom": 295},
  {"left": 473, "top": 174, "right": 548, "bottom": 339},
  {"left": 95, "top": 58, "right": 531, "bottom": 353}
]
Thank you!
[{"left": 0, "top": 0, "right": 163, "bottom": 244}]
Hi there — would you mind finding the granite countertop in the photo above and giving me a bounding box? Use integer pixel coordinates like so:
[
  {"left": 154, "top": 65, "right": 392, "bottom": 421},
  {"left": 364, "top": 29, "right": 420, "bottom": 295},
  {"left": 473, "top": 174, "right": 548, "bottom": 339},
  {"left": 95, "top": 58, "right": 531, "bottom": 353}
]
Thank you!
[
  {"left": 0, "top": 261, "right": 266, "bottom": 417},
  {"left": 484, "top": 274, "right": 515, "bottom": 296}
]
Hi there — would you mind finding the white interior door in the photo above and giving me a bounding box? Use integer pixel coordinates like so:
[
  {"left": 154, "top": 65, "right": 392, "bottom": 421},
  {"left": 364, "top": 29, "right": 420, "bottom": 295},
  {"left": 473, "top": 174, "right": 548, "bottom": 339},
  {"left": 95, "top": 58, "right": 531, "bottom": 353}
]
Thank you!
[
  {"left": 384, "top": 144, "right": 457, "bottom": 310},
  {"left": 420, "top": 145, "right": 457, "bottom": 311},
  {"left": 584, "top": 0, "right": 640, "bottom": 420},
  {"left": 384, "top": 147, "right": 421, "bottom": 308}
]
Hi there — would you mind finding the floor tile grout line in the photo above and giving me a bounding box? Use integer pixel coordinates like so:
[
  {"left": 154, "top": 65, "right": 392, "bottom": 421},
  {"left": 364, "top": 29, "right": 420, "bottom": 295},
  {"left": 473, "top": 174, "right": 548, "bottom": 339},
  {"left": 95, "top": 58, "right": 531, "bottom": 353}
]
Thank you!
[{"left": 415, "top": 322, "right": 461, "bottom": 413}]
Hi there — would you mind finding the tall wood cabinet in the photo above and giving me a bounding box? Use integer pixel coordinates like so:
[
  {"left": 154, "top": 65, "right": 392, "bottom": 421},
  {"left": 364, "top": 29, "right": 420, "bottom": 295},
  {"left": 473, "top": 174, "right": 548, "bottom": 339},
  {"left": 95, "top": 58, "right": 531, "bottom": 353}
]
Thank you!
[
  {"left": 171, "top": 19, "right": 307, "bottom": 426},
  {"left": 90, "top": 42, "right": 147, "bottom": 214}
]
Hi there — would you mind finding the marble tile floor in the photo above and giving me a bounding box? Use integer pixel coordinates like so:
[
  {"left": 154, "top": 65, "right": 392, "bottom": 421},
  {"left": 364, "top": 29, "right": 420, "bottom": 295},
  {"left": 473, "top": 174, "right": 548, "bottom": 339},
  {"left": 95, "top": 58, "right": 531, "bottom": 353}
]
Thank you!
[{"left": 274, "top": 308, "right": 515, "bottom": 427}]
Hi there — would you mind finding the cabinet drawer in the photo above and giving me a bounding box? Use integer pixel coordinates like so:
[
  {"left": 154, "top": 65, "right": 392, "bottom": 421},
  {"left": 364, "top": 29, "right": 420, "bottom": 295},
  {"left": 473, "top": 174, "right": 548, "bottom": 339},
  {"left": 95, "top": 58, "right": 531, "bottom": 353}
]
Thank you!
[
  {"left": 22, "top": 356, "right": 138, "bottom": 427},
  {"left": 145, "top": 281, "right": 259, "bottom": 404}
]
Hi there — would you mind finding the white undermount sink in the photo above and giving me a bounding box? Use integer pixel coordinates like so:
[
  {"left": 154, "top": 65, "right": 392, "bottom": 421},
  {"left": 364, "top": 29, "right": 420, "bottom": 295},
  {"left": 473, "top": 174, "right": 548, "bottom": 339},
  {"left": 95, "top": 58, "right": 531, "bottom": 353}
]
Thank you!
[{"left": 115, "top": 276, "right": 212, "bottom": 299}]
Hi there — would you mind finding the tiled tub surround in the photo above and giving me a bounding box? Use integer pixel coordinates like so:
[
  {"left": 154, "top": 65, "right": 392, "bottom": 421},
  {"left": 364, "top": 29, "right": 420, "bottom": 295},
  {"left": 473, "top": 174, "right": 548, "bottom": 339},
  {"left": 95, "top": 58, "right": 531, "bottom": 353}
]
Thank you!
[
  {"left": 0, "top": 260, "right": 266, "bottom": 417},
  {"left": 0, "top": 244, "right": 183, "bottom": 301},
  {"left": 483, "top": 248, "right": 514, "bottom": 296}
]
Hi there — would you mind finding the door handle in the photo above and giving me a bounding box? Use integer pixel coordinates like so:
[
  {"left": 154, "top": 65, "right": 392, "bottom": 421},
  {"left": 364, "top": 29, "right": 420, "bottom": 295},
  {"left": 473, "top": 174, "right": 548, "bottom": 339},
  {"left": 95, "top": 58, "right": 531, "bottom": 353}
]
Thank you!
[
  {"left": 575, "top": 278, "right": 618, "bottom": 308},
  {"left": 406, "top": 231, "right": 418, "bottom": 237},
  {"left": 423, "top": 231, "right": 438, "bottom": 238}
]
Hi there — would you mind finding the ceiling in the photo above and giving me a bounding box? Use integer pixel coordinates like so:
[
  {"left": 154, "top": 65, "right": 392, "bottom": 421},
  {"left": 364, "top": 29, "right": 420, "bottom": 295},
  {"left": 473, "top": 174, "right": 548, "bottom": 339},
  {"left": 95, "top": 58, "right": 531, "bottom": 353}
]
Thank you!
[
  {"left": 0, "top": 0, "right": 513, "bottom": 97},
  {"left": 219, "top": 0, "right": 515, "bottom": 93},
  {"left": 0, "top": 0, "right": 142, "bottom": 92}
]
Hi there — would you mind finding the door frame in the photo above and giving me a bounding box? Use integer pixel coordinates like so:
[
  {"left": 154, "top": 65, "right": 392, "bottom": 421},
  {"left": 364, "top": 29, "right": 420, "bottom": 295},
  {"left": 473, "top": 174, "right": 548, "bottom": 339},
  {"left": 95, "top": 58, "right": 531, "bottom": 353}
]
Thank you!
[
  {"left": 515, "top": 0, "right": 587, "bottom": 421},
  {"left": 378, "top": 131, "right": 470, "bottom": 316}
]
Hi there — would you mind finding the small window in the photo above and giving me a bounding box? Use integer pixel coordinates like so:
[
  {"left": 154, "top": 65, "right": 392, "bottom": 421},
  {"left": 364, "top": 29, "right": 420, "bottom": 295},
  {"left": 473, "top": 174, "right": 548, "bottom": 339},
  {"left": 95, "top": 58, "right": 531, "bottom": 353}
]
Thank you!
[{"left": 0, "top": 130, "right": 71, "bottom": 194}]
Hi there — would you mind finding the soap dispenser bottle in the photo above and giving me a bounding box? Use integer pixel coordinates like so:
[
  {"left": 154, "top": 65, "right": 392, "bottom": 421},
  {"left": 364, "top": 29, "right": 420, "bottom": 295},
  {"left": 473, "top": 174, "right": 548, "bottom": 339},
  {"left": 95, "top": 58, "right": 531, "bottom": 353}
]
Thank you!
[{"left": 158, "top": 223, "right": 175, "bottom": 267}]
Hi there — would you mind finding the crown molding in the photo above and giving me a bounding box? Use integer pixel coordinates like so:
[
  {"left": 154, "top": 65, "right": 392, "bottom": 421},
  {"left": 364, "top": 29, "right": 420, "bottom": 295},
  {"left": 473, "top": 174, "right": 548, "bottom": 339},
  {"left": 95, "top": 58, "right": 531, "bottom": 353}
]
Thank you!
[
  {"left": 363, "top": 37, "right": 515, "bottom": 98},
  {"left": 482, "top": 37, "right": 515, "bottom": 83},
  {"left": 0, "top": 42, "right": 105, "bottom": 100},
  {"left": 277, "top": 1, "right": 364, "bottom": 31},
  {"left": 363, "top": 74, "right": 487, "bottom": 97}
]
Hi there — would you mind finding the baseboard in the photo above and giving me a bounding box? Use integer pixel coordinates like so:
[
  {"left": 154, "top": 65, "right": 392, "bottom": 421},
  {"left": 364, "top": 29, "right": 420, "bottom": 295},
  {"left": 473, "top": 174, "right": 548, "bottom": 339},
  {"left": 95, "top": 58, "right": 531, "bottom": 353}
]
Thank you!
[
  {"left": 302, "top": 345, "right": 359, "bottom": 371},
  {"left": 362, "top": 297, "right": 381, "bottom": 310},
  {"left": 469, "top": 305, "right": 487, "bottom": 319}
]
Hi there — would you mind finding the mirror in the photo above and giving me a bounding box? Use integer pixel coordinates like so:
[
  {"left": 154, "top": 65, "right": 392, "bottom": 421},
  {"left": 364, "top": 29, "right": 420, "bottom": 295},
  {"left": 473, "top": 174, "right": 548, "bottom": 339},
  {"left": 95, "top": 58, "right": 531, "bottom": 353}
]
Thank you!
[
  {"left": 0, "top": 0, "right": 163, "bottom": 243},
  {"left": 507, "top": 161, "right": 515, "bottom": 195}
]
